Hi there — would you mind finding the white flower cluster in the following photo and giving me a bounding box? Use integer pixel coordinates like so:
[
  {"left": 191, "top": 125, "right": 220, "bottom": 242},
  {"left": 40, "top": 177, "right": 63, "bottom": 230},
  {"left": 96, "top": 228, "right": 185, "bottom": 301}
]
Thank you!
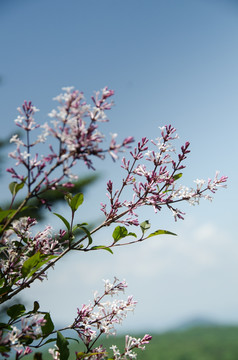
[
  {"left": 110, "top": 334, "right": 152, "bottom": 360},
  {"left": 73, "top": 278, "right": 137, "bottom": 344},
  {"left": 0, "top": 217, "right": 63, "bottom": 285},
  {"left": 1, "top": 314, "right": 45, "bottom": 355}
]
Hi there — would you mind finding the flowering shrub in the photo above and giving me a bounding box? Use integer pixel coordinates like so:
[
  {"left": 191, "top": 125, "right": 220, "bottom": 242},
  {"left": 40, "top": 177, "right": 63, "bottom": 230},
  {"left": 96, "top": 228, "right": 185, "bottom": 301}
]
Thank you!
[{"left": 0, "top": 86, "right": 227, "bottom": 359}]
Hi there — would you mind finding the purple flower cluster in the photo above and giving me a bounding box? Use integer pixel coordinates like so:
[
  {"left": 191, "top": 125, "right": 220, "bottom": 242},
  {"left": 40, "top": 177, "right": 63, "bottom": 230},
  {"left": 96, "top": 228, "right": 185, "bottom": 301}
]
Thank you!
[
  {"left": 7, "top": 87, "right": 134, "bottom": 201},
  {"left": 0, "top": 314, "right": 45, "bottom": 359},
  {"left": 0, "top": 217, "right": 65, "bottom": 289},
  {"left": 110, "top": 334, "right": 153, "bottom": 359},
  {"left": 46, "top": 278, "right": 152, "bottom": 360},
  {"left": 72, "top": 278, "right": 136, "bottom": 345},
  {"left": 101, "top": 125, "right": 227, "bottom": 224},
  {"left": 1, "top": 85, "right": 228, "bottom": 360}
]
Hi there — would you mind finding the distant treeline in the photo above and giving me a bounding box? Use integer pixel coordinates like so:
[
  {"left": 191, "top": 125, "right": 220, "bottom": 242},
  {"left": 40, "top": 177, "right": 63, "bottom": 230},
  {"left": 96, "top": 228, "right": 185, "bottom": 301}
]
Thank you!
[{"left": 26, "top": 325, "right": 238, "bottom": 360}]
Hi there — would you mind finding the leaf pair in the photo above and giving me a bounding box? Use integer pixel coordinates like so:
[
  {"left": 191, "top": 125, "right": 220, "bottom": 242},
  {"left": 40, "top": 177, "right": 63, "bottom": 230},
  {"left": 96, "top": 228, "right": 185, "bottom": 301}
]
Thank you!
[
  {"left": 140, "top": 220, "right": 177, "bottom": 239},
  {"left": 65, "top": 192, "right": 84, "bottom": 213},
  {"left": 112, "top": 221, "right": 177, "bottom": 245},
  {"left": 9, "top": 178, "right": 26, "bottom": 197}
]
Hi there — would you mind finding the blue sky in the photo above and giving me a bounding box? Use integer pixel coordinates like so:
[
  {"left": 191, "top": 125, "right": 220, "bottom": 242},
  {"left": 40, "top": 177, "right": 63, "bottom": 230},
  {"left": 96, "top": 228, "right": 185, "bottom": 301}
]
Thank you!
[{"left": 1, "top": 0, "right": 238, "bottom": 332}]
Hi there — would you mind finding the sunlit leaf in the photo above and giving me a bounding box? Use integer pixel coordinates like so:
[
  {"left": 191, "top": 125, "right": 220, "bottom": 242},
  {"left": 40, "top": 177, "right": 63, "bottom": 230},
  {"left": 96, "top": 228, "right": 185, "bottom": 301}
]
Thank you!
[
  {"left": 147, "top": 229, "right": 177, "bottom": 238},
  {"left": 21, "top": 252, "right": 41, "bottom": 278},
  {"left": 140, "top": 220, "right": 151, "bottom": 235},
  {"left": 173, "top": 173, "right": 183, "bottom": 181},
  {"left": 53, "top": 213, "right": 70, "bottom": 231},
  {"left": 112, "top": 226, "right": 137, "bottom": 243},
  {"left": 70, "top": 193, "right": 84, "bottom": 212},
  {"left": 75, "top": 224, "right": 92, "bottom": 246},
  {"left": 90, "top": 246, "right": 113, "bottom": 254},
  {"left": 113, "top": 226, "right": 128, "bottom": 241},
  {"left": 21, "top": 252, "right": 56, "bottom": 279}
]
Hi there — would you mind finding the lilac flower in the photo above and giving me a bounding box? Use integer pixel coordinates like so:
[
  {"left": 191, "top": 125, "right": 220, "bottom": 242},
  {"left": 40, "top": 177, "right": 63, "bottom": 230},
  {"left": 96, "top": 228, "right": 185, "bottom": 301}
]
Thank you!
[
  {"left": 72, "top": 278, "right": 137, "bottom": 347},
  {"left": 0, "top": 217, "right": 65, "bottom": 289},
  {"left": 7, "top": 87, "right": 134, "bottom": 206},
  {"left": 101, "top": 126, "right": 227, "bottom": 225},
  {"left": 110, "top": 333, "right": 152, "bottom": 359},
  {"left": 0, "top": 315, "right": 45, "bottom": 357}
]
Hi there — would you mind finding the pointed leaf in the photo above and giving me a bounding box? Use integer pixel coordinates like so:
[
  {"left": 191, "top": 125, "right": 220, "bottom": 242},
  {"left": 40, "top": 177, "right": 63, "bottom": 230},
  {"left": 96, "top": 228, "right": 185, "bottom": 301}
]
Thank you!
[
  {"left": 173, "top": 173, "right": 183, "bottom": 181},
  {"left": 70, "top": 193, "right": 84, "bottom": 212},
  {"left": 56, "top": 331, "right": 69, "bottom": 360},
  {"left": 76, "top": 225, "right": 93, "bottom": 246},
  {"left": 147, "top": 229, "right": 177, "bottom": 238},
  {"left": 127, "top": 232, "right": 137, "bottom": 238},
  {"left": 90, "top": 246, "right": 113, "bottom": 254},
  {"left": 9, "top": 181, "right": 18, "bottom": 195},
  {"left": 42, "top": 313, "right": 54, "bottom": 337},
  {"left": 9, "top": 178, "right": 26, "bottom": 196},
  {"left": 53, "top": 213, "right": 70, "bottom": 231}
]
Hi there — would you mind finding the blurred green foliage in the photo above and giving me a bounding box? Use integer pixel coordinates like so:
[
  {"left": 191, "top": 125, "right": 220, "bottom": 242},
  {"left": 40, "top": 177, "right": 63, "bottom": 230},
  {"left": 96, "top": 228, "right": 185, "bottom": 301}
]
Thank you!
[{"left": 26, "top": 325, "right": 238, "bottom": 360}]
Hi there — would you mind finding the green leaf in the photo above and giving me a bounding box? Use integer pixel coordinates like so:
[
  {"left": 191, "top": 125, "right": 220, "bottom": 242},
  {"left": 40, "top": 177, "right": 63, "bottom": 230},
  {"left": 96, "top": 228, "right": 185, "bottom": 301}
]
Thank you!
[
  {"left": 7, "top": 304, "right": 26, "bottom": 319},
  {"left": 0, "top": 345, "right": 10, "bottom": 354},
  {"left": 0, "top": 246, "right": 8, "bottom": 254},
  {"left": 90, "top": 246, "right": 113, "bottom": 254},
  {"left": 72, "top": 222, "right": 88, "bottom": 232},
  {"left": 33, "top": 301, "right": 40, "bottom": 312},
  {"left": 0, "top": 285, "right": 11, "bottom": 297},
  {"left": 53, "top": 213, "right": 70, "bottom": 231},
  {"left": 0, "top": 209, "right": 15, "bottom": 223},
  {"left": 76, "top": 224, "right": 93, "bottom": 246},
  {"left": 56, "top": 331, "right": 70, "bottom": 360},
  {"left": 27, "top": 255, "right": 57, "bottom": 279},
  {"left": 113, "top": 226, "right": 128, "bottom": 241},
  {"left": 21, "top": 252, "right": 56, "bottom": 279},
  {"left": 147, "top": 229, "right": 177, "bottom": 238},
  {"left": 64, "top": 193, "right": 73, "bottom": 207},
  {"left": 128, "top": 232, "right": 137, "bottom": 238},
  {"left": 15, "top": 180, "right": 26, "bottom": 193},
  {"left": 173, "top": 173, "right": 183, "bottom": 181},
  {"left": 70, "top": 193, "right": 84, "bottom": 212},
  {"left": 0, "top": 276, "right": 5, "bottom": 287},
  {"left": 9, "top": 181, "right": 18, "bottom": 195},
  {"left": 42, "top": 313, "right": 54, "bottom": 337},
  {"left": 140, "top": 220, "right": 151, "bottom": 235},
  {"left": 21, "top": 252, "right": 41, "bottom": 278},
  {"left": 112, "top": 226, "right": 137, "bottom": 243},
  {"left": 0, "top": 323, "right": 12, "bottom": 330},
  {"left": 40, "top": 337, "right": 57, "bottom": 346},
  {"left": 9, "top": 178, "right": 26, "bottom": 196}
]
